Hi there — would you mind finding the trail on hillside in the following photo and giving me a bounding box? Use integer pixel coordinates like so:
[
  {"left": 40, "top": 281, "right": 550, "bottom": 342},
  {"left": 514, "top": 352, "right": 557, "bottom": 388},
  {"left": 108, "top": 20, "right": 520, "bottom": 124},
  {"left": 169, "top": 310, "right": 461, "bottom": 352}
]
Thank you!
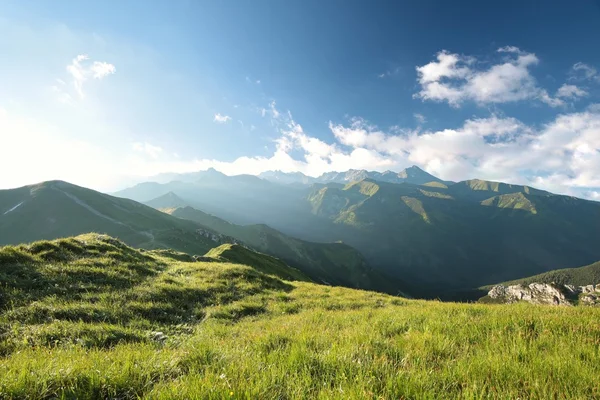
[
  {"left": 2, "top": 201, "right": 24, "bottom": 215},
  {"left": 55, "top": 188, "right": 126, "bottom": 226}
]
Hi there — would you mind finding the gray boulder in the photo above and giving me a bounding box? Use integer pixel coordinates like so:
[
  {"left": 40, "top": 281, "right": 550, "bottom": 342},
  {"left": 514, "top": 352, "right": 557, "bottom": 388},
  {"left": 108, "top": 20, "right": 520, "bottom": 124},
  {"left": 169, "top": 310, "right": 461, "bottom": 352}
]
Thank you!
[{"left": 488, "top": 283, "right": 570, "bottom": 306}]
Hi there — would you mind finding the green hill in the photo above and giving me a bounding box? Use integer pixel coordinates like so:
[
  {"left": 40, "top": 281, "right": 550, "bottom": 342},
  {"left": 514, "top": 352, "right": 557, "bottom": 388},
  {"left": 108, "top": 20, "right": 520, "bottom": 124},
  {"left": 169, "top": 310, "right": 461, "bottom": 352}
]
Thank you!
[
  {"left": 1, "top": 234, "right": 600, "bottom": 399},
  {"left": 163, "top": 206, "right": 406, "bottom": 295},
  {"left": 205, "top": 243, "right": 310, "bottom": 282},
  {"left": 0, "top": 181, "right": 226, "bottom": 256},
  {"left": 484, "top": 260, "right": 600, "bottom": 288}
]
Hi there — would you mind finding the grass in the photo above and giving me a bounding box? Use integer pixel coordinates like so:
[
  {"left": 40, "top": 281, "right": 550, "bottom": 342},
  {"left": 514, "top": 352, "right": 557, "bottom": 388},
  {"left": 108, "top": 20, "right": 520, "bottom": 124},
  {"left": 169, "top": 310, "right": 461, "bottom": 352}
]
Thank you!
[
  {"left": 2, "top": 235, "right": 600, "bottom": 399},
  {"left": 204, "top": 243, "right": 310, "bottom": 282}
]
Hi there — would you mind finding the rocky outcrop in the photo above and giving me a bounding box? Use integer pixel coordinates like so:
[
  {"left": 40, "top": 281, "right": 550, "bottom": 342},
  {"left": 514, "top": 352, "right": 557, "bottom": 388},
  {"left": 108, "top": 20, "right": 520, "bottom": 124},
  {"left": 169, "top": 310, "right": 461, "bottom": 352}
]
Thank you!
[{"left": 487, "top": 283, "right": 600, "bottom": 306}]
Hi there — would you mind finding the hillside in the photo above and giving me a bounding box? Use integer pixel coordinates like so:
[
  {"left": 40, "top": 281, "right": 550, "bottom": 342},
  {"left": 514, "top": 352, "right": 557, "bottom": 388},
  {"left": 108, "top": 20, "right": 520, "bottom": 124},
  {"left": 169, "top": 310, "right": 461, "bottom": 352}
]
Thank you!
[
  {"left": 2, "top": 234, "right": 600, "bottom": 399},
  {"left": 0, "top": 181, "right": 228, "bottom": 256},
  {"left": 205, "top": 243, "right": 310, "bottom": 282},
  {"left": 485, "top": 259, "right": 600, "bottom": 288},
  {"left": 162, "top": 205, "right": 406, "bottom": 294},
  {"left": 303, "top": 178, "right": 600, "bottom": 296}
]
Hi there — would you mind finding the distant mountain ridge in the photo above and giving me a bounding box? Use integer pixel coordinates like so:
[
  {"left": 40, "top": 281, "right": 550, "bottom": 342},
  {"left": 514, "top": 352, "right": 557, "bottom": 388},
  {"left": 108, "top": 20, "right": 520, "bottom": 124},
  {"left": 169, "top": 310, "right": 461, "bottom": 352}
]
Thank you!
[
  {"left": 258, "top": 165, "right": 449, "bottom": 186},
  {"left": 130, "top": 165, "right": 449, "bottom": 187}
]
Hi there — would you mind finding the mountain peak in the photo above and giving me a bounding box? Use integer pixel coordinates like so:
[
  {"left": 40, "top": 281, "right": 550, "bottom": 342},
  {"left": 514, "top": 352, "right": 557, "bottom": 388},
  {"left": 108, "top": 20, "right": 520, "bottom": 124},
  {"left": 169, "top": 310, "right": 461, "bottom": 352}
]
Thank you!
[
  {"left": 145, "top": 191, "right": 188, "bottom": 209},
  {"left": 204, "top": 167, "right": 225, "bottom": 175}
]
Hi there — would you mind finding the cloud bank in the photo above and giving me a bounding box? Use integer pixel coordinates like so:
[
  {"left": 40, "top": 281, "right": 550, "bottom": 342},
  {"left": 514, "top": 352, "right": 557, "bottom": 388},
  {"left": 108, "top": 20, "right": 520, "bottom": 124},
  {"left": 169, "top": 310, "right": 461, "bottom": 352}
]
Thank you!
[{"left": 414, "top": 47, "right": 587, "bottom": 107}]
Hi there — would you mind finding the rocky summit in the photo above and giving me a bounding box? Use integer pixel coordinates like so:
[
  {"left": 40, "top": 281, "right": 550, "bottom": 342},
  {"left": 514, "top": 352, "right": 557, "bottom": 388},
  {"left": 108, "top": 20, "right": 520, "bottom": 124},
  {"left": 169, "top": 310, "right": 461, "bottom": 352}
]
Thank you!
[{"left": 487, "top": 283, "right": 600, "bottom": 306}]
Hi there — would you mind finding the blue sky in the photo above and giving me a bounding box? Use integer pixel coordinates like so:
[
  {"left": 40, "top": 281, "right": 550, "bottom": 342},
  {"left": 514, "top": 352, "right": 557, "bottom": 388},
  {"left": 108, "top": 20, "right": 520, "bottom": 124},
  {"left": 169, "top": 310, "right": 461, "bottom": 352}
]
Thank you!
[{"left": 1, "top": 0, "right": 600, "bottom": 198}]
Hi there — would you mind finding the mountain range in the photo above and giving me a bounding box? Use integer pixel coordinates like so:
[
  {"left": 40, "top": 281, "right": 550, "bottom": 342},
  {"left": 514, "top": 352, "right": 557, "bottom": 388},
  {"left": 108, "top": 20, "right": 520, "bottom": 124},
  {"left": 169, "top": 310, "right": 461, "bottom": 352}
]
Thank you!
[
  {"left": 258, "top": 165, "right": 448, "bottom": 186},
  {"left": 0, "top": 180, "right": 391, "bottom": 294},
  {"left": 113, "top": 166, "right": 600, "bottom": 298},
  {"left": 3, "top": 165, "right": 600, "bottom": 299}
]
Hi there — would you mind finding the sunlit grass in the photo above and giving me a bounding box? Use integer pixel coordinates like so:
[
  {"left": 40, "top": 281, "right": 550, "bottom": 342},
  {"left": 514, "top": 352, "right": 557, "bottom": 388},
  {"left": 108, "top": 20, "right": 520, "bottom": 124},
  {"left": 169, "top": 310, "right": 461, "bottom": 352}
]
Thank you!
[{"left": 1, "top": 234, "right": 600, "bottom": 399}]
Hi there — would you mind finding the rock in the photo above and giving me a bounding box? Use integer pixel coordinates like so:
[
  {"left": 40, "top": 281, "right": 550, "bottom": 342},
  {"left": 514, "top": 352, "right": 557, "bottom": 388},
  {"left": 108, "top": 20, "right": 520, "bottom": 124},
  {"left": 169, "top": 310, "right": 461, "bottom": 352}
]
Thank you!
[
  {"left": 487, "top": 282, "right": 600, "bottom": 306},
  {"left": 150, "top": 331, "right": 168, "bottom": 342},
  {"left": 564, "top": 284, "right": 577, "bottom": 294},
  {"left": 488, "top": 285, "right": 507, "bottom": 298},
  {"left": 580, "top": 293, "right": 600, "bottom": 306},
  {"left": 581, "top": 285, "right": 595, "bottom": 294},
  {"left": 488, "top": 283, "right": 571, "bottom": 306}
]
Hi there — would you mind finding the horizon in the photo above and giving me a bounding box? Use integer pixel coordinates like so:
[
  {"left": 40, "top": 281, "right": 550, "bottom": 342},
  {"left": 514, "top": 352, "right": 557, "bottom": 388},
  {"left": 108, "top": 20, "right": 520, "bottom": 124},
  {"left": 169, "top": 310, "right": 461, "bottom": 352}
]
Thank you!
[
  {"left": 1, "top": 1, "right": 600, "bottom": 199},
  {"left": 4, "top": 165, "right": 593, "bottom": 203}
]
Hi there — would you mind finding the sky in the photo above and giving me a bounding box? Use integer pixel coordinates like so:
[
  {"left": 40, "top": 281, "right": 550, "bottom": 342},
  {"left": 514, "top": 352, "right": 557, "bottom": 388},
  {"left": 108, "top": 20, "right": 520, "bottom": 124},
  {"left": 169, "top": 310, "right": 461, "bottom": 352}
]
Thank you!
[{"left": 1, "top": 0, "right": 600, "bottom": 199}]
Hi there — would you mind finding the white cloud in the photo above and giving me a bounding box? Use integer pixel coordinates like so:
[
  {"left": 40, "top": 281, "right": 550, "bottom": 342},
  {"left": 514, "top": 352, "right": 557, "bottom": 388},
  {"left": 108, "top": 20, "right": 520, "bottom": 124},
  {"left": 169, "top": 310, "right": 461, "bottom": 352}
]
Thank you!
[
  {"left": 90, "top": 61, "right": 116, "bottom": 79},
  {"left": 415, "top": 47, "right": 566, "bottom": 107},
  {"left": 497, "top": 46, "right": 523, "bottom": 54},
  {"left": 414, "top": 113, "right": 426, "bottom": 124},
  {"left": 120, "top": 105, "right": 600, "bottom": 199},
  {"left": 377, "top": 67, "right": 401, "bottom": 79},
  {"left": 66, "top": 54, "right": 116, "bottom": 99},
  {"left": 570, "top": 62, "right": 600, "bottom": 82},
  {"left": 587, "top": 191, "right": 600, "bottom": 200},
  {"left": 3, "top": 99, "right": 600, "bottom": 199},
  {"left": 557, "top": 84, "right": 588, "bottom": 99},
  {"left": 269, "top": 101, "right": 280, "bottom": 119},
  {"left": 213, "top": 113, "right": 232, "bottom": 123},
  {"left": 132, "top": 142, "right": 163, "bottom": 159}
]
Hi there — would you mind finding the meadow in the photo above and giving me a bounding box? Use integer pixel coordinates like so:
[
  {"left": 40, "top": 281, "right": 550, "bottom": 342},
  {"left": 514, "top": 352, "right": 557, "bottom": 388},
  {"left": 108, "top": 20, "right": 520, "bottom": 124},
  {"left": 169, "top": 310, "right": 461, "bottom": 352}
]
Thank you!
[{"left": 1, "top": 234, "right": 600, "bottom": 399}]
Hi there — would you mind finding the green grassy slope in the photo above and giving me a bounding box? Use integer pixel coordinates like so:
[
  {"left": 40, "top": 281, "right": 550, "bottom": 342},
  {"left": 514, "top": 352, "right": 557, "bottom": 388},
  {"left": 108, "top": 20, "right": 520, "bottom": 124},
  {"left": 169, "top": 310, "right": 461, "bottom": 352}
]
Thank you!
[
  {"left": 2, "top": 235, "right": 600, "bottom": 399},
  {"left": 484, "top": 260, "right": 600, "bottom": 288},
  {"left": 205, "top": 243, "right": 310, "bottom": 282},
  {"left": 0, "top": 181, "right": 221, "bottom": 255},
  {"left": 165, "top": 206, "right": 407, "bottom": 294}
]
